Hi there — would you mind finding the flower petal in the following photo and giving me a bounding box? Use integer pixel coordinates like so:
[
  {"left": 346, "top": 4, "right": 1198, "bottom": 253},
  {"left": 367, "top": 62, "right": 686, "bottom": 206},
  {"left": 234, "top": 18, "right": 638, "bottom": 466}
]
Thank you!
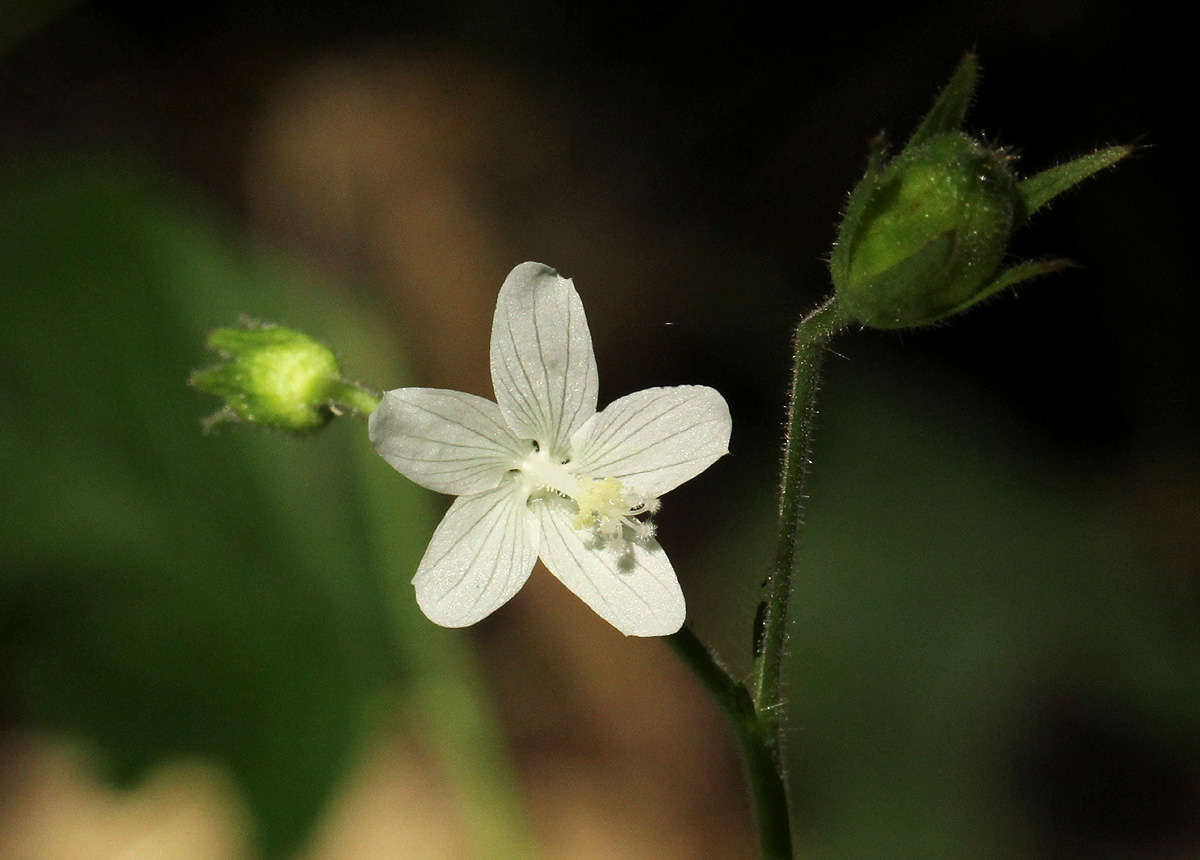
[
  {"left": 489, "top": 262, "right": 598, "bottom": 459},
  {"left": 535, "top": 500, "right": 685, "bottom": 636},
  {"left": 369, "top": 388, "right": 526, "bottom": 495},
  {"left": 568, "top": 385, "right": 731, "bottom": 498},
  {"left": 413, "top": 480, "right": 539, "bottom": 628}
]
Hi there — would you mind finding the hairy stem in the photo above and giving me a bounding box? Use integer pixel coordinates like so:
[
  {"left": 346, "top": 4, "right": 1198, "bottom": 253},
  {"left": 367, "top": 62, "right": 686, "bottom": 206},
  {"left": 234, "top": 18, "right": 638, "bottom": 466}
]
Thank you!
[
  {"left": 752, "top": 296, "right": 850, "bottom": 733},
  {"left": 667, "top": 294, "right": 849, "bottom": 859}
]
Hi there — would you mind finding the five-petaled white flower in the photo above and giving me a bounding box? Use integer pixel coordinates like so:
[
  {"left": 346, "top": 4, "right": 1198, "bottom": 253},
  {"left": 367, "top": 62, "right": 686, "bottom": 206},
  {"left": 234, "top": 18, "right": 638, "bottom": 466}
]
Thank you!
[{"left": 369, "top": 262, "right": 732, "bottom": 636}]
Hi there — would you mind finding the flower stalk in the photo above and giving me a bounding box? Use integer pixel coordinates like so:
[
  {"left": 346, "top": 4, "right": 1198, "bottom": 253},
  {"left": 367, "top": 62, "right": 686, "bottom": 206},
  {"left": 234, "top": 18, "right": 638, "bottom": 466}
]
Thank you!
[
  {"left": 753, "top": 297, "right": 851, "bottom": 734},
  {"left": 671, "top": 298, "right": 849, "bottom": 860},
  {"left": 669, "top": 628, "right": 793, "bottom": 859}
]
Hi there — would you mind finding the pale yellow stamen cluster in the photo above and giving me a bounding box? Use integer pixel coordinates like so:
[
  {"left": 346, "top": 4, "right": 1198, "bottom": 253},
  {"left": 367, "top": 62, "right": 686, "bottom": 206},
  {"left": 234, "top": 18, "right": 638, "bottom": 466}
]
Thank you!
[
  {"left": 572, "top": 476, "right": 660, "bottom": 543},
  {"left": 517, "top": 442, "right": 661, "bottom": 544}
]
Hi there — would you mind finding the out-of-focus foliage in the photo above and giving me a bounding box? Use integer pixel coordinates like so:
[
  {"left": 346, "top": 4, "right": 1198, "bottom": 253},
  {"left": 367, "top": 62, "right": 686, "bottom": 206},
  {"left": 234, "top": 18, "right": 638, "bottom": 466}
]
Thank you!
[
  {"left": 0, "top": 162, "right": 434, "bottom": 857},
  {"left": 791, "top": 359, "right": 1200, "bottom": 855},
  {"left": 699, "top": 350, "right": 1200, "bottom": 857}
]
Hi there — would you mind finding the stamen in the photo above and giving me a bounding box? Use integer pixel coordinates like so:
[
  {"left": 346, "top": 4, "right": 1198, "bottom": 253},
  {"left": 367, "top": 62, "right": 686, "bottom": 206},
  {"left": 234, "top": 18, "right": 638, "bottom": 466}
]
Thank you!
[
  {"left": 572, "top": 475, "right": 661, "bottom": 545},
  {"left": 630, "top": 520, "right": 656, "bottom": 542}
]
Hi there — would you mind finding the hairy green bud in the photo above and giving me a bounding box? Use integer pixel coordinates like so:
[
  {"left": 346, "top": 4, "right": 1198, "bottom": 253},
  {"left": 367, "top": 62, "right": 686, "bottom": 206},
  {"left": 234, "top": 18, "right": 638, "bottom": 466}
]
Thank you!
[
  {"left": 830, "top": 53, "right": 1131, "bottom": 330},
  {"left": 191, "top": 322, "right": 377, "bottom": 432},
  {"left": 834, "top": 132, "right": 1016, "bottom": 328}
]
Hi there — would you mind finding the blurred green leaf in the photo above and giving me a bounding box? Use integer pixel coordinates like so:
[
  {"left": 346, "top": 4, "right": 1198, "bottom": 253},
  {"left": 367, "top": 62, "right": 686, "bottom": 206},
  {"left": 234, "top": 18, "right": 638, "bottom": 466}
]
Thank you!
[
  {"left": 0, "top": 161, "right": 433, "bottom": 857},
  {"left": 783, "top": 357, "right": 1200, "bottom": 856},
  {"left": 694, "top": 347, "right": 1200, "bottom": 857}
]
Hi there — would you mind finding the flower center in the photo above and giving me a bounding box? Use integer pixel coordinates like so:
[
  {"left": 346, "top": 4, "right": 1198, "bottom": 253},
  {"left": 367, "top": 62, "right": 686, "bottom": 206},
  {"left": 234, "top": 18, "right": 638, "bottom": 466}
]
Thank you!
[
  {"left": 516, "top": 443, "right": 660, "bottom": 543},
  {"left": 517, "top": 445, "right": 578, "bottom": 498}
]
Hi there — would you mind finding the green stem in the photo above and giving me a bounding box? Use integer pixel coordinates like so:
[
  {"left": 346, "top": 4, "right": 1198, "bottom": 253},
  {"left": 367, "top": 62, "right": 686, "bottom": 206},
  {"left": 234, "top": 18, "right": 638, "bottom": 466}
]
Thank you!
[
  {"left": 328, "top": 379, "right": 380, "bottom": 416},
  {"left": 751, "top": 296, "right": 850, "bottom": 733},
  {"left": 669, "top": 297, "right": 849, "bottom": 858},
  {"left": 669, "top": 628, "right": 792, "bottom": 859}
]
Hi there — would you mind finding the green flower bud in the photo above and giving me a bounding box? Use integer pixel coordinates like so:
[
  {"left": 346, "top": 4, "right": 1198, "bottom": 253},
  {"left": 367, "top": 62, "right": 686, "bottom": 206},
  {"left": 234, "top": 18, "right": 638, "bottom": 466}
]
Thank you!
[
  {"left": 191, "top": 322, "right": 377, "bottom": 431},
  {"left": 829, "top": 53, "right": 1131, "bottom": 330},
  {"left": 833, "top": 132, "right": 1017, "bottom": 328}
]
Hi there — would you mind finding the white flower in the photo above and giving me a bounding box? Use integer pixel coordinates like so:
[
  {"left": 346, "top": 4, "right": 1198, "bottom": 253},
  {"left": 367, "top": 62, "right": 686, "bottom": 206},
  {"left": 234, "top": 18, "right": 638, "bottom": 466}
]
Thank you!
[{"left": 369, "top": 262, "right": 732, "bottom": 636}]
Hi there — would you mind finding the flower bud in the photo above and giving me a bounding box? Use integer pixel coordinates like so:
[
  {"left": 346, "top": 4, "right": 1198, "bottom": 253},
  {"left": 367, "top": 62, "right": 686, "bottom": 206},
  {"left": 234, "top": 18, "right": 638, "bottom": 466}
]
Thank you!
[
  {"left": 832, "top": 132, "right": 1017, "bottom": 328},
  {"left": 828, "top": 53, "right": 1130, "bottom": 330},
  {"left": 191, "top": 322, "right": 375, "bottom": 431}
]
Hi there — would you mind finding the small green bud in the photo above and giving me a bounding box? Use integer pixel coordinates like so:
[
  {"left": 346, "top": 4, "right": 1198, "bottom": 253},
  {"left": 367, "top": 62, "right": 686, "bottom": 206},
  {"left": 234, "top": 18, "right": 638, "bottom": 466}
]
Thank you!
[
  {"left": 833, "top": 132, "right": 1017, "bottom": 328},
  {"left": 830, "top": 54, "right": 1131, "bottom": 330},
  {"left": 191, "top": 321, "right": 378, "bottom": 431}
]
